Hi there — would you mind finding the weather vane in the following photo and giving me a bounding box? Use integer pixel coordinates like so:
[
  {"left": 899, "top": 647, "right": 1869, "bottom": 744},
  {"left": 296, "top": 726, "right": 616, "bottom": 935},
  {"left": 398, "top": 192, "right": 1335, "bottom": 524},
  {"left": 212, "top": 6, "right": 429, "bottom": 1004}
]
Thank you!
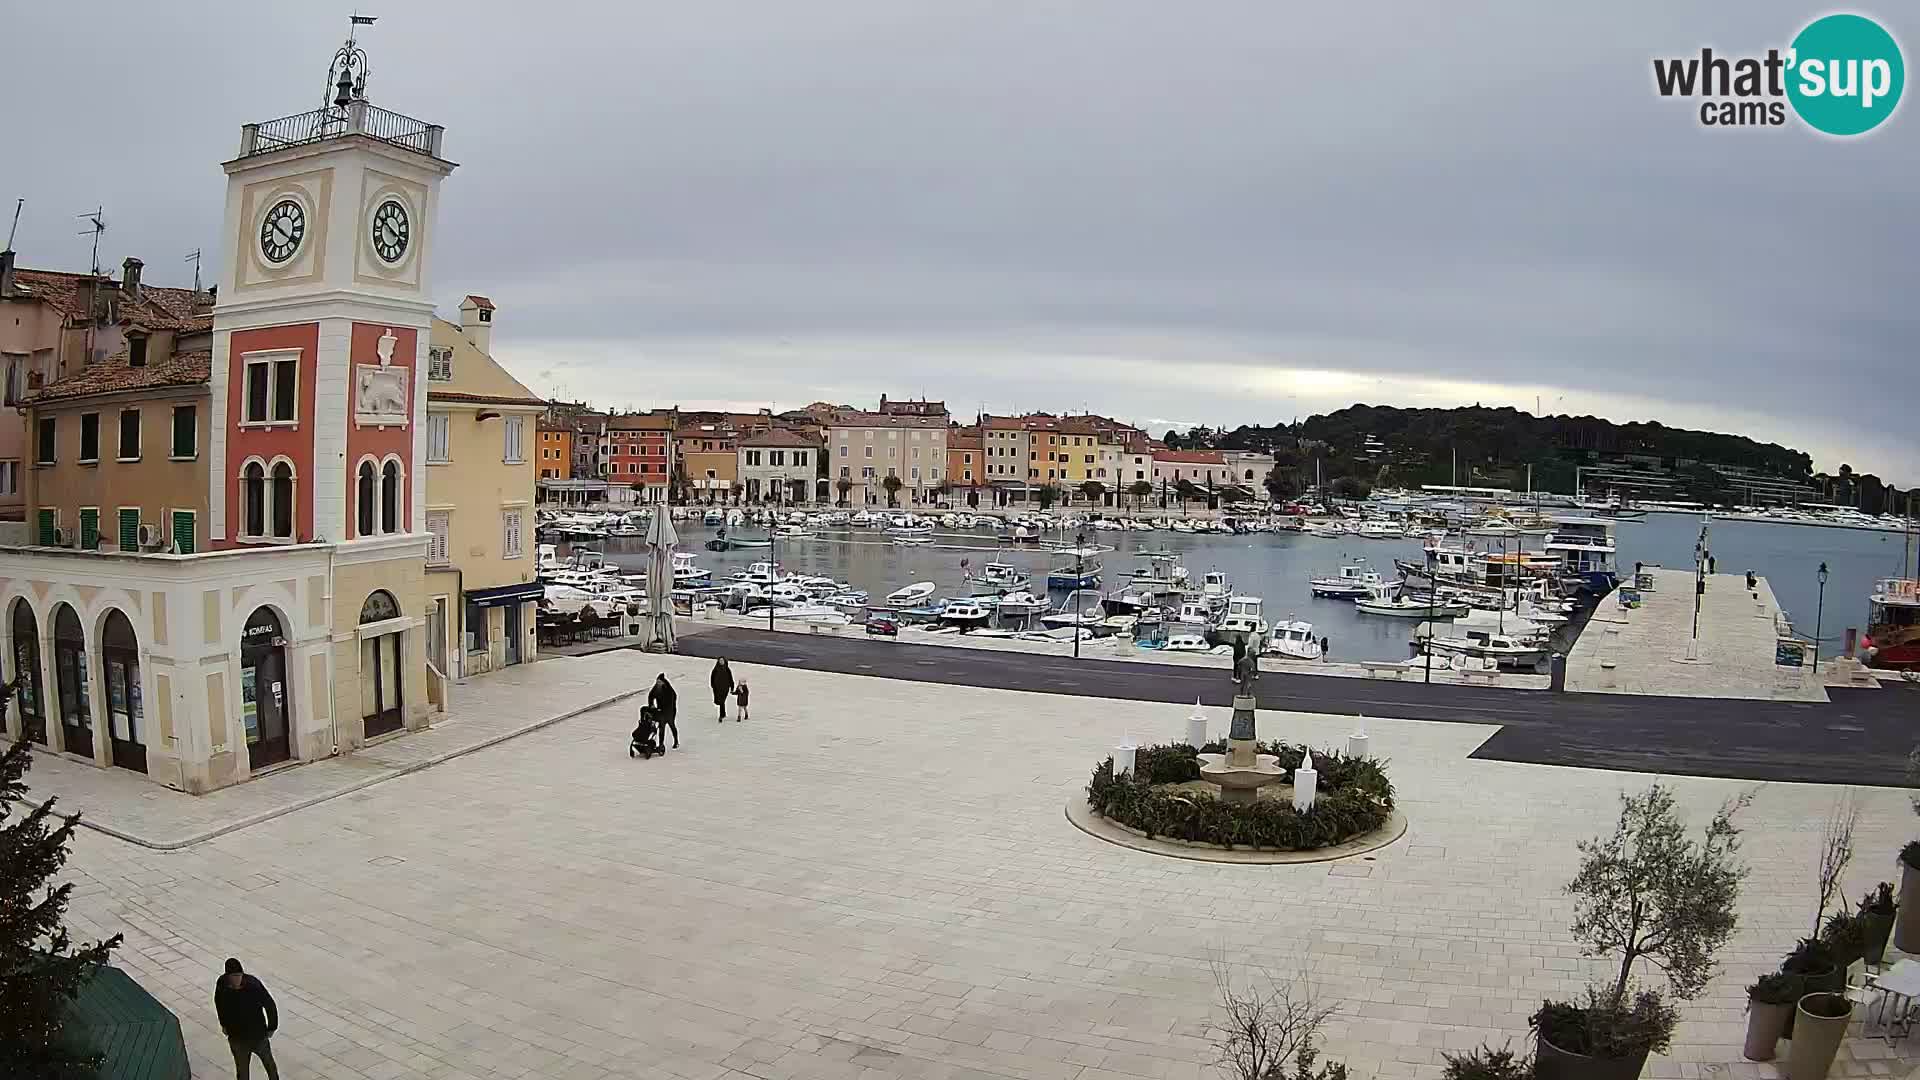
[{"left": 325, "top": 13, "right": 378, "bottom": 110}]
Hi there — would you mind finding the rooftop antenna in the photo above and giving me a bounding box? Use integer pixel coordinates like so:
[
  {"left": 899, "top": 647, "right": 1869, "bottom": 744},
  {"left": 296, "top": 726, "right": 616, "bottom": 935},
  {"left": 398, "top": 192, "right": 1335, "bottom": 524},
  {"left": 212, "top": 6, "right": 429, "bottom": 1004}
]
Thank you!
[
  {"left": 184, "top": 248, "right": 203, "bottom": 294},
  {"left": 5, "top": 199, "right": 21, "bottom": 249},
  {"left": 77, "top": 207, "right": 106, "bottom": 276}
]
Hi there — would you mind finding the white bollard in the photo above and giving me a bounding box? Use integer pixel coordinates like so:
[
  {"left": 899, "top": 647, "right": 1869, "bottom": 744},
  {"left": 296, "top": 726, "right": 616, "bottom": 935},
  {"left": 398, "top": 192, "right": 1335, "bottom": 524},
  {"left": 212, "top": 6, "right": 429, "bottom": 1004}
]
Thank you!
[
  {"left": 1115, "top": 743, "right": 1137, "bottom": 778},
  {"left": 1347, "top": 715, "right": 1370, "bottom": 760},
  {"left": 1185, "top": 697, "right": 1208, "bottom": 747},
  {"left": 1293, "top": 749, "right": 1318, "bottom": 811}
]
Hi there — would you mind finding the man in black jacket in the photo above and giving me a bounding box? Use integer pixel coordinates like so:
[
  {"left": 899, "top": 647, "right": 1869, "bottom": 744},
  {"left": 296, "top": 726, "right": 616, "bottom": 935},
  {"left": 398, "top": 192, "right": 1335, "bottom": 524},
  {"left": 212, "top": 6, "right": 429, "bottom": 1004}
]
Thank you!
[{"left": 214, "top": 957, "right": 281, "bottom": 1079}]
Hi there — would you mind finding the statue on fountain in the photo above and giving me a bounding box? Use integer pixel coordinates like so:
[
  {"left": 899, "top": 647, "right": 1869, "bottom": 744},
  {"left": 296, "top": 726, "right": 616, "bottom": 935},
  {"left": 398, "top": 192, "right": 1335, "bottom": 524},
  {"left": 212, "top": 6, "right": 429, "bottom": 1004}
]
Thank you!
[
  {"left": 1230, "top": 634, "right": 1261, "bottom": 698},
  {"left": 1201, "top": 633, "right": 1282, "bottom": 802}
]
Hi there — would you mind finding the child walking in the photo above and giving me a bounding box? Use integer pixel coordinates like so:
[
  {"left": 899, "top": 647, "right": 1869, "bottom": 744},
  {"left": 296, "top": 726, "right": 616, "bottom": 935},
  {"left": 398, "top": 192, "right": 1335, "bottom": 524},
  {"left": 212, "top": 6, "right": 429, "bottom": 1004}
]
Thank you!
[{"left": 734, "top": 679, "right": 750, "bottom": 722}]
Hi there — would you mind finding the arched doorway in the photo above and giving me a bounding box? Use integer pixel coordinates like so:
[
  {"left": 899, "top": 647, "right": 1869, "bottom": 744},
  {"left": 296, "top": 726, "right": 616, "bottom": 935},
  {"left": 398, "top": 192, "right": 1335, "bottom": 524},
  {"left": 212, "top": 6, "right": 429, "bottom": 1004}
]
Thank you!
[
  {"left": 51, "top": 604, "right": 92, "bottom": 759},
  {"left": 241, "top": 607, "right": 292, "bottom": 768},
  {"left": 10, "top": 600, "right": 45, "bottom": 745},
  {"left": 359, "top": 590, "right": 404, "bottom": 738},
  {"left": 100, "top": 610, "right": 146, "bottom": 773}
]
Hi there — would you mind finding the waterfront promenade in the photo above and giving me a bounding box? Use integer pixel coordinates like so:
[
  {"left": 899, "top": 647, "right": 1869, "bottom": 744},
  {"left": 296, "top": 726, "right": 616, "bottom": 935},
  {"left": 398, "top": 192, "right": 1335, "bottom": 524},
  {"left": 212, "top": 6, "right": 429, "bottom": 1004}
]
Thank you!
[
  {"left": 47, "top": 650, "right": 1920, "bottom": 1080},
  {"left": 1566, "top": 568, "right": 1826, "bottom": 702}
]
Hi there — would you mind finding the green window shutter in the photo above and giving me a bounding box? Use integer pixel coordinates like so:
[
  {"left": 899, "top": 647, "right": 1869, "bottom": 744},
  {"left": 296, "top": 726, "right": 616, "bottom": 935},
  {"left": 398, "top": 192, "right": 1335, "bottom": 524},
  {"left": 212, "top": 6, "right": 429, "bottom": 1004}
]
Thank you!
[
  {"left": 78, "top": 509, "right": 100, "bottom": 550},
  {"left": 171, "top": 511, "right": 195, "bottom": 555},
  {"left": 118, "top": 508, "right": 140, "bottom": 551},
  {"left": 36, "top": 509, "right": 55, "bottom": 546}
]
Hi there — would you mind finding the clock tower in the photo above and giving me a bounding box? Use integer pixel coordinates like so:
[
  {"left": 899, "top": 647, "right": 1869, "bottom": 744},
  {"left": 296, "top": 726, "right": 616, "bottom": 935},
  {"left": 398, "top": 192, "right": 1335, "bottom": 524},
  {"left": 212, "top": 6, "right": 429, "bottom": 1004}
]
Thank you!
[{"left": 211, "top": 25, "right": 456, "bottom": 742}]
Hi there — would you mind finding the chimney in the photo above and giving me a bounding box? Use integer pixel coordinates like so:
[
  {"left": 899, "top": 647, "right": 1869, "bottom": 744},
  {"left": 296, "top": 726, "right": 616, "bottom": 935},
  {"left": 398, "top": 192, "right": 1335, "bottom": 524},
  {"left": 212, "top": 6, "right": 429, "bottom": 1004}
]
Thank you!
[
  {"left": 0, "top": 249, "right": 14, "bottom": 298},
  {"left": 460, "top": 295, "right": 494, "bottom": 354},
  {"left": 121, "top": 257, "right": 143, "bottom": 301}
]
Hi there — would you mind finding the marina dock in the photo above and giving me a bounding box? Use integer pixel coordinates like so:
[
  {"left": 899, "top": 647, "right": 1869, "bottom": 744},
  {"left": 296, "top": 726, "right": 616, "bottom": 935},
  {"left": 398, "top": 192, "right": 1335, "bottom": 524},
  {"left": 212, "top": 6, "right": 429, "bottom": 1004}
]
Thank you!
[{"left": 1565, "top": 567, "right": 1827, "bottom": 702}]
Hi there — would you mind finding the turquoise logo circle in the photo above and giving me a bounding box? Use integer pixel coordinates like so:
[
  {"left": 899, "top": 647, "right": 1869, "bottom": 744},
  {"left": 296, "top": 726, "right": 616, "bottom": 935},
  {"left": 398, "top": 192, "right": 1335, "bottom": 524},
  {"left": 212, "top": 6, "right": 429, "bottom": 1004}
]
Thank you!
[{"left": 1787, "top": 14, "right": 1905, "bottom": 136}]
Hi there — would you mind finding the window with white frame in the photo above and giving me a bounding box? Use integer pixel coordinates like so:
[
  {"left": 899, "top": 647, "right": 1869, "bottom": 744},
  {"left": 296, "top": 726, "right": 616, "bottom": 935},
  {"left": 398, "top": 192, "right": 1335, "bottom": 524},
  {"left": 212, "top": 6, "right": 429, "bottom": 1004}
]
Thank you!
[
  {"left": 503, "top": 415, "right": 525, "bottom": 462},
  {"left": 243, "top": 352, "right": 299, "bottom": 424},
  {"left": 502, "top": 508, "right": 524, "bottom": 558},
  {"left": 427, "top": 413, "right": 451, "bottom": 462},
  {"left": 426, "top": 511, "right": 450, "bottom": 566}
]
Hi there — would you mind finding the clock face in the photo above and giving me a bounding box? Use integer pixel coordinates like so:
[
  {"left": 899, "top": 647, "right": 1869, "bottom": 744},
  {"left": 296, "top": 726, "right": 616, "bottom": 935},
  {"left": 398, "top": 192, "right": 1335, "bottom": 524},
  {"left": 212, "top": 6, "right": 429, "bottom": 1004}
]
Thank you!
[
  {"left": 371, "top": 199, "right": 410, "bottom": 264},
  {"left": 259, "top": 200, "right": 305, "bottom": 265}
]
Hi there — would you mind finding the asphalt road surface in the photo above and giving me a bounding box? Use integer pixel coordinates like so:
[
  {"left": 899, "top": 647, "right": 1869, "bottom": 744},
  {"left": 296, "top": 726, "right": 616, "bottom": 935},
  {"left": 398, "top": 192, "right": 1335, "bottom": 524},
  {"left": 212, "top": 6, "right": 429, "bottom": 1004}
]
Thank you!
[{"left": 672, "top": 628, "right": 1920, "bottom": 786}]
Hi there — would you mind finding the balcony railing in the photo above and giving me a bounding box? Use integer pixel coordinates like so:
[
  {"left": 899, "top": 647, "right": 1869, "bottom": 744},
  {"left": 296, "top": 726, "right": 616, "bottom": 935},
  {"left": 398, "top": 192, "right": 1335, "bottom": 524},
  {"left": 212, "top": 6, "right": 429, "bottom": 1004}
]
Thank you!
[{"left": 239, "top": 102, "right": 444, "bottom": 159}]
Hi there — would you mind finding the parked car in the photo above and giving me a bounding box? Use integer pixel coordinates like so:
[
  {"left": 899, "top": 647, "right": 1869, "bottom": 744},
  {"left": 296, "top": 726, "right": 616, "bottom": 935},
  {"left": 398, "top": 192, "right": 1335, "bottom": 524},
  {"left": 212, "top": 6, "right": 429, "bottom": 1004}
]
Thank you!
[{"left": 865, "top": 615, "right": 899, "bottom": 637}]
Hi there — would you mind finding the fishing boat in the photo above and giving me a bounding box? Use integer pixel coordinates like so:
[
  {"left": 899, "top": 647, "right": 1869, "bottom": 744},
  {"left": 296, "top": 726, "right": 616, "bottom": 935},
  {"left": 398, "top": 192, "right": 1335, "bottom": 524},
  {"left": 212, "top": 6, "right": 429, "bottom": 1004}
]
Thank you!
[
  {"left": 1125, "top": 551, "right": 1190, "bottom": 601},
  {"left": 1216, "top": 595, "right": 1267, "bottom": 636},
  {"left": 965, "top": 560, "right": 1030, "bottom": 594},
  {"left": 1199, "top": 569, "right": 1232, "bottom": 607},
  {"left": 1266, "top": 619, "right": 1323, "bottom": 660},
  {"left": 728, "top": 561, "right": 784, "bottom": 586},
  {"left": 1354, "top": 582, "right": 1470, "bottom": 618},
  {"left": 1040, "top": 589, "right": 1109, "bottom": 633},
  {"left": 1865, "top": 577, "right": 1920, "bottom": 670},
  {"left": 1100, "top": 584, "right": 1154, "bottom": 618},
  {"left": 987, "top": 590, "right": 1049, "bottom": 616},
  {"left": 885, "top": 581, "right": 938, "bottom": 607},
  {"left": 671, "top": 552, "right": 712, "bottom": 585},
  {"left": 1309, "top": 564, "right": 1380, "bottom": 599},
  {"left": 1418, "top": 628, "right": 1548, "bottom": 669},
  {"left": 1542, "top": 516, "right": 1621, "bottom": 594},
  {"left": 938, "top": 598, "right": 993, "bottom": 628},
  {"left": 1174, "top": 599, "right": 1214, "bottom": 625},
  {"left": 1045, "top": 546, "right": 1105, "bottom": 590}
]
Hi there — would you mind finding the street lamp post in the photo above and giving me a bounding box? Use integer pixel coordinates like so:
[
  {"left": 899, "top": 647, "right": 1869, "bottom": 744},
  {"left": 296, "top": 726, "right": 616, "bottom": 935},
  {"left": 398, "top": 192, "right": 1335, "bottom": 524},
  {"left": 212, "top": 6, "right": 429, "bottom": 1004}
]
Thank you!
[
  {"left": 768, "top": 525, "right": 777, "bottom": 633},
  {"left": 1073, "top": 544, "right": 1084, "bottom": 660},
  {"left": 1813, "top": 561, "right": 1829, "bottom": 669}
]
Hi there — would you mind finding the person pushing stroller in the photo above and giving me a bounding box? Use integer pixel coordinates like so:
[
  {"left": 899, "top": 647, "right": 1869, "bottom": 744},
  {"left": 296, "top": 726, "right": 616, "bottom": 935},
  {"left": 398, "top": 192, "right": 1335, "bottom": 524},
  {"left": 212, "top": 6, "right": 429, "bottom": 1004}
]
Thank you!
[{"left": 632, "top": 673, "right": 679, "bottom": 757}]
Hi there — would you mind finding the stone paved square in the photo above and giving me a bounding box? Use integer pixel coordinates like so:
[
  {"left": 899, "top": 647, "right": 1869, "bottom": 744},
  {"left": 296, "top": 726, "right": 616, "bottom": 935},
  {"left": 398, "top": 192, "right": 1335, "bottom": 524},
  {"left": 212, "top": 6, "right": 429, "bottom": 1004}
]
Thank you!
[{"left": 49, "top": 652, "right": 1920, "bottom": 1080}]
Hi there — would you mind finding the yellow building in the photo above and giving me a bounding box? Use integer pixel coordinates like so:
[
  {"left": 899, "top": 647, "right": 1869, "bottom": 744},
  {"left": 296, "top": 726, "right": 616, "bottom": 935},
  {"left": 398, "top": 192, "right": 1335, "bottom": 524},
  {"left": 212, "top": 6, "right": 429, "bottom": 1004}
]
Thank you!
[
  {"left": 425, "top": 299, "right": 544, "bottom": 678},
  {"left": 674, "top": 422, "right": 740, "bottom": 502}
]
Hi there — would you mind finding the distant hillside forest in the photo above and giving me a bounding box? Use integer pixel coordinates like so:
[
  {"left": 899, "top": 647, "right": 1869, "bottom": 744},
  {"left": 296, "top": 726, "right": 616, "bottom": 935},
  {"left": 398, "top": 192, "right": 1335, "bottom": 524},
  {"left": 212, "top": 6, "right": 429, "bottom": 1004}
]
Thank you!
[{"left": 1161, "top": 404, "right": 1910, "bottom": 513}]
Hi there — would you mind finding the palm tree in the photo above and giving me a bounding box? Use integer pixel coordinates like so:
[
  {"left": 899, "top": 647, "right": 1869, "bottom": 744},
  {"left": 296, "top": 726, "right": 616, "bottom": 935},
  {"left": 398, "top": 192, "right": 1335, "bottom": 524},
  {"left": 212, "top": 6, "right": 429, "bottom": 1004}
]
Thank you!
[
  {"left": 834, "top": 477, "right": 853, "bottom": 506},
  {"left": 882, "top": 474, "right": 904, "bottom": 507}
]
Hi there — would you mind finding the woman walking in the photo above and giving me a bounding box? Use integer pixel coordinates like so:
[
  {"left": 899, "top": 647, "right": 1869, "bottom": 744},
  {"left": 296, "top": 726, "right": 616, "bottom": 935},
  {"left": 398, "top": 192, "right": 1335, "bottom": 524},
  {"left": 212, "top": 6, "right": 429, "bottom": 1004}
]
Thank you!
[
  {"left": 647, "top": 673, "right": 679, "bottom": 750},
  {"left": 711, "top": 658, "right": 736, "bottom": 721}
]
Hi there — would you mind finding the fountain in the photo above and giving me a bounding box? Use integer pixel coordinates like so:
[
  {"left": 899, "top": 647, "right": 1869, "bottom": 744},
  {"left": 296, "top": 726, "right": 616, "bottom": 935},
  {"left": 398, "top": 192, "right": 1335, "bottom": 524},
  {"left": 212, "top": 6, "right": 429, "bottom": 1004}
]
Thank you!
[{"left": 1197, "top": 632, "right": 1286, "bottom": 804}]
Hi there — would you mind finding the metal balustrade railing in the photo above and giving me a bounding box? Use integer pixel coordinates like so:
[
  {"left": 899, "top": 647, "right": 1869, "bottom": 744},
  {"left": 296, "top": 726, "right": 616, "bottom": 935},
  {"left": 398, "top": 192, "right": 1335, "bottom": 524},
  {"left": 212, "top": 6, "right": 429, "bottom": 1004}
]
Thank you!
[{"left": 240, "top": 103, "right": 443, "bottom": 159}]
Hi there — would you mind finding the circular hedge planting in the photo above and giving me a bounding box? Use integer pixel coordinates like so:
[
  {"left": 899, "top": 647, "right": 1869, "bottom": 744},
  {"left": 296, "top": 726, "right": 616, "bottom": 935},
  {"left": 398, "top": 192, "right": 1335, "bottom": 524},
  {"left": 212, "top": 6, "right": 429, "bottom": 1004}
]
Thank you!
[{"left": 1085, "top": 742, "right": 1394, "bottom": 851}]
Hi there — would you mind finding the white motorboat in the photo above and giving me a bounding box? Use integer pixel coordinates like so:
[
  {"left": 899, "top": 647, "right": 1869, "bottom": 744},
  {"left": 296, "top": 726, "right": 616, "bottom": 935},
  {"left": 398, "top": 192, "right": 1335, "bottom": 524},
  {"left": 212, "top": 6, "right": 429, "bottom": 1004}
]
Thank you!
[
  {"left": 988, "top": 590, "right": 1049, "bottom": 616},
  {"left": 885, "top": 581, "right": 938, "bottom": 607},
  {"left": 938, "top": 598, "right": 993, "bottom": 627},
  {"left": 965, "top": 560, "right": 1030, "bottom": 594},
  {"left": 1354, "top": 519, "right": 1403, "bottom": 538},
  {"left": 541, "top": 583, "right": 613, "bottom": 619},
  {"left": 1045, "top": 546, "right": 1104, "bottom": 590},
  {"left": 1163, "top": 633, "right": 1214, "bottom": 652},
  {"left": 1266, "top": 619, "right": 1323, "bottom": 660},
  {"left": 1216, "top": 595, "right": 1268, "bottom": 636},
  {"left": 1309, "top": 564, "right": 1380, "bottom": 599},
  {"left": 743, "top": 603, "right": 854, "bottom": 625},
  {"left": 671, "top": 552, "right": 712, "bottom": 585},
  {"left": 850, "top": 510, "right": 876, "bottom": 526},
  {"left": 1199, "top": 569, "right": 1232, "bottom": 606},
  {"left": 892, "top": 535, "right": 934, "bottom": 546},
  {"left": 702, "top": 509, "right": 725, "bottom": 525},
  {"left": 1040, "top": 589, "right": 1109, "bottom": 633},
  {"left": 1354, "top": 583, "right": 1470, "bottom": 618},
  {"left": 1174, "top": 599, "right": 1214, "bottom": 625},
  {"left": 1125, "top": 551, "right": 1190, "bottom": 600},
  {"left": 1420, "top": 628, "right": 1548, "bottom": 669},
  {"left": 729, "top": 561, "right": 784, "bottom": 586}
]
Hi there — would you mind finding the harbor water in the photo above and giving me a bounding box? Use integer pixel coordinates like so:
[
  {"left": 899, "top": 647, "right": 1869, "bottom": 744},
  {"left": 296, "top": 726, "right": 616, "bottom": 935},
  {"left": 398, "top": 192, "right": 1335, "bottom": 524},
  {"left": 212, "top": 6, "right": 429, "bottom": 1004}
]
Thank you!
[{"left": 570, "top": 511, "right": 1916, "bottom": 663}]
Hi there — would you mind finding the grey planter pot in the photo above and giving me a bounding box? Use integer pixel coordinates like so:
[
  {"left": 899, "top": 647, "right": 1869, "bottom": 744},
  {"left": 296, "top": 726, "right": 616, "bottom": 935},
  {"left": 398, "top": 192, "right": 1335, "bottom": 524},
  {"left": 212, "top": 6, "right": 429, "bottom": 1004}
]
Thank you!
[
  {"left": 1744, "top": 1000, "right": 1792, "bottom": 1061},
  {"left": 1787, "top": 993, "right": 1852, "bottom": 1080},
  {"left": 1897, "top": 863, "right": 1920, "bottom": 953},
  {"left": 1535, "top": 1033, "right": 1650, "bottom": 1080},
  {"left": 1862, "top": 910, "right": 1895, "bottom": 967}
]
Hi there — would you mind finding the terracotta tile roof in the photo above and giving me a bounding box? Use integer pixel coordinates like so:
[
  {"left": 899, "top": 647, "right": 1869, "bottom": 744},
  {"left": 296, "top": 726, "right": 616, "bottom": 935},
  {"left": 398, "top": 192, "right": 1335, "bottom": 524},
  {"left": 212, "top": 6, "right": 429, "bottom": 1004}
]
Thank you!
[
  {"left": 607, "top": 411, "right": 677, "bottom": 431},
  {"left": 826, "top": 411, "right": 947, "bottom": 430},
  {"left": 1152, "top": 449, "right": 1227, "bottom": 465},
  {"left": 426, "top": 389, "right": 547, "bottom": 407},
  {"left": 8, "top": 268, "right": 210, "bottom": 332},
  {"left": 739, "top": 427, "right": 820, "bottom": 449},
  {"left": 464, "top": 295, "right": 496, "bottom": 310},
  {"left": 947, "top": 427, "right": 983, "bottom": 450},
  {"left": 28, "top": 350, "right": 211, "bottom": 404}
]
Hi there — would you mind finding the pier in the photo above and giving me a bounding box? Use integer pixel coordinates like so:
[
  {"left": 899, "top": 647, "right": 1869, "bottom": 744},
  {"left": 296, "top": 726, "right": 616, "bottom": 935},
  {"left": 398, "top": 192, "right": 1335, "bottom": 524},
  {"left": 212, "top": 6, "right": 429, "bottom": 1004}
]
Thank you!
[{"left": 1565, "top": 567, "right": 1827, "bottom": 702}]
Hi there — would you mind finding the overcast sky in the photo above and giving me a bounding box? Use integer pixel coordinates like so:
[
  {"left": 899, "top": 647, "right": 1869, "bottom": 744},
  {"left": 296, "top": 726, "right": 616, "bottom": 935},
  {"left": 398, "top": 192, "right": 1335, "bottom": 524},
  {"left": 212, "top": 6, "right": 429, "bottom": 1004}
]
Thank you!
[{"left": 8, "top": 3, "right": 1914, "bottom": 482}]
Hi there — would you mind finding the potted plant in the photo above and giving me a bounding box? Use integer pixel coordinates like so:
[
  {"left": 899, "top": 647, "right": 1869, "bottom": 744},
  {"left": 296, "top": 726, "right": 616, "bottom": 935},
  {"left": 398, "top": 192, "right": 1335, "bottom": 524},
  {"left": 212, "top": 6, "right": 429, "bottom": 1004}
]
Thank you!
[
  {"left": 1531, "top": 786, "right": 1748, "bottom": 1080},
  {"left": 1819, "top": 910, "right": 1870, "bottom": 969},
  {"left": 1787, "top": 992, "right": 1853, "bottom": 1080},
  {"left": 1443, "top": 1045, "right": 1534, "bottom": 1080},
  {"left": 1896, "top": 841, "right": 1920, "bottom": 952},
  {"left": 1779, "top": 938, "right": 1843, "bottom": 1038},
  {"left": 1742, "top": 974, "right": 1798, "bottom": 1061},
  {"left": 1858, "top": 883, "right": 1896, "bottom": 966}
]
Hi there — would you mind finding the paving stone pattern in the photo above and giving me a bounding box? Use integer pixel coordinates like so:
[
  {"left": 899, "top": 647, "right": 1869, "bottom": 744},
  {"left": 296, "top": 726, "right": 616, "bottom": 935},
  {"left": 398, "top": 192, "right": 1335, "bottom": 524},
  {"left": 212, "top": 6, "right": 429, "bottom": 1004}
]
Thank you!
[{"left": 51, "top": 652, "right": 1920, "bottom": 1080}]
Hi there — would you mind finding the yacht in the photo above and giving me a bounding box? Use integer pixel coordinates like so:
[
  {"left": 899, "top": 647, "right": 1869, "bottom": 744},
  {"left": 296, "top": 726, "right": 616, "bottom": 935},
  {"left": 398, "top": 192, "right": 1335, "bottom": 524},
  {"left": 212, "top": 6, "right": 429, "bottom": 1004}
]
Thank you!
[
  {"left": 965, "top": 560, "right": 1031, "bottom": 595},
  {"left": 938, "top": 598, "right": 993, "bottom": 628},
  {"left": 885, "top": 581, "right": 938, "bottom": 607},
  {"left": 1542, "top": 516, "right": 1621, "bottom": 594},
  {"left": 1045, "top": 546, "right": 1105, "bottom": 590},
  {"left": 1266, "top": 619, "right": 1323, "bottom": 660},
  {"left": 1309, "top": 565, "right": 1381, "bottom": 599},
  {"left": 1216, "top": 595, "right": 1268, "bottom": 636}
]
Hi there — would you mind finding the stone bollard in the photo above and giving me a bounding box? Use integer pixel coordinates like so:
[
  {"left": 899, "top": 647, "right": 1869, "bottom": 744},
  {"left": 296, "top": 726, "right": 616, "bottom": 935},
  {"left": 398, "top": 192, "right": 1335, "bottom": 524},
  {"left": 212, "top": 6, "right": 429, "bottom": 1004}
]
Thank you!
[
  {"left": 1347, "top": 715, "right": 1369, "bottom": 759},
  {"left": 1293, "top": 750, "right": 1318, "bottom": 811},
  {"left": 1115, "top": 743, "right": 1137, "bottom": 778},
  {"left": 1185, "top": 697, "right": 1208, "bottom": 748}
]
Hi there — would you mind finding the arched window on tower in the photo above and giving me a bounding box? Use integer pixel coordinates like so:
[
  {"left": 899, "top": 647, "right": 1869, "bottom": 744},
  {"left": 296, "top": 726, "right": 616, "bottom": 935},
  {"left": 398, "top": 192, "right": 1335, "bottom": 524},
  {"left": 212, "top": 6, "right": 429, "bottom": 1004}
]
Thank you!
[
  {"left": 242, "top": 461, "right": 266, "bottom": 538},
  {"left": 381, "top": 460, "right": 402, "bottom": 534},
  {"left": 270, "top": 461, "right": 295, "bottom": 539},
  {"left": 357, "top": 460, "right": 376, "bottom": 537}
]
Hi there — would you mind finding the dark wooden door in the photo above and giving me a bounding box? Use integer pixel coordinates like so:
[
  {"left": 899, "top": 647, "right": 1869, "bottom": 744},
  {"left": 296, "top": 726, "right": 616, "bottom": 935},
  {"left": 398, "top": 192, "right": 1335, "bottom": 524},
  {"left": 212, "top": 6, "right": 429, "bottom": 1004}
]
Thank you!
[{"left": 54, "top": 640, "right": 92, "bottom": 759}]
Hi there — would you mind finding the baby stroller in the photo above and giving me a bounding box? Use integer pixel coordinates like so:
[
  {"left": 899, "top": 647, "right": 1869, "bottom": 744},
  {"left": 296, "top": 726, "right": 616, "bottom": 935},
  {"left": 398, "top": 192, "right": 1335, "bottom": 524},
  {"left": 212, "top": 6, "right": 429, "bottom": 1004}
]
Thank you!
[{"left": 630, "top": 706, "right": 664, "bottom": 758}]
